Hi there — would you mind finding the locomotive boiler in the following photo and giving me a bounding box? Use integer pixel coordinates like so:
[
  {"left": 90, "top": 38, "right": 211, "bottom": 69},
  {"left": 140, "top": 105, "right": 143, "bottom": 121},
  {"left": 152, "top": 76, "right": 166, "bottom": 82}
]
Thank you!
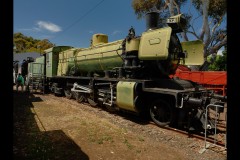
[{"left": 27, "top": 12, "right": 226, "bottom": 132}]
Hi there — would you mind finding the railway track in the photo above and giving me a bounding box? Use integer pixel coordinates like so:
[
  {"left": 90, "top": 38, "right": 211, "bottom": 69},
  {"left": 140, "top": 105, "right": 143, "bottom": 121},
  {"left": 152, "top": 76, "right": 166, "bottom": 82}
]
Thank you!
[
  {"left": 143, "top": 122, "right": 227, "bottom": 155},
  {"left": 117, "top": 109, "right": 227, "bottom": 150},
  {"left": 162, "top": 125, "right": 226, "bottom": 147},
  {"left": 145, "top": 118, "right": 227, "bottom": 148},
  {"left": 112, "top": 108, "right": 227, "bottom": 149}
]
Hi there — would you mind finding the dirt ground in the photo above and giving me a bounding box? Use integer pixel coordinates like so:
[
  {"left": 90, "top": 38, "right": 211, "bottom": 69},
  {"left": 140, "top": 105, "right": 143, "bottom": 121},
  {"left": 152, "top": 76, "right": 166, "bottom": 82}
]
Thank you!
[{"left": 13, "top": 87, "right": 227, "bottom": 160}]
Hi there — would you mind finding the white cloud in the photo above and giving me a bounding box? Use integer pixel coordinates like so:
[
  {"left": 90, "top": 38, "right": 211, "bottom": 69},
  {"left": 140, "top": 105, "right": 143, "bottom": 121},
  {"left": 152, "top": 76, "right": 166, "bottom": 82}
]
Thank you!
[
  {"left": 36, "top": 21, "right": 62, "bottom": 33},
  {"left": 111, "top": 30, "right": 121, "bottom": 36},
  {"left": 16, "top": 21, "right": 61, "bottom": 33}
]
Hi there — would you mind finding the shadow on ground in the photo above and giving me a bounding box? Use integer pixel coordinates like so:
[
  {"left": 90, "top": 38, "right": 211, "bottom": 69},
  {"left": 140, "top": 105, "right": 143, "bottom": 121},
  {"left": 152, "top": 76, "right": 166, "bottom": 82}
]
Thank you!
[{"left": 13, "top": 90, "right": 89, "bottom": 160}]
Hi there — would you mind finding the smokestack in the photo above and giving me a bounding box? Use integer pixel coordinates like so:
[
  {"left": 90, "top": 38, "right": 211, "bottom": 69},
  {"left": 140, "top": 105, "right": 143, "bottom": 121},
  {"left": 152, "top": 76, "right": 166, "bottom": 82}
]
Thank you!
[{"left": 145, "top": 12, "right": 159, "bottom": 30}]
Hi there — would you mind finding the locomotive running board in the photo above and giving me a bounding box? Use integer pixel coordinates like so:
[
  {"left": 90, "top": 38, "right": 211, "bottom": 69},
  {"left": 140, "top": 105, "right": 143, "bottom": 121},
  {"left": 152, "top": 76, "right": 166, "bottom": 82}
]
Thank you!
[{"left": 141, "top": 79, "right": 205, "bottom": 95}]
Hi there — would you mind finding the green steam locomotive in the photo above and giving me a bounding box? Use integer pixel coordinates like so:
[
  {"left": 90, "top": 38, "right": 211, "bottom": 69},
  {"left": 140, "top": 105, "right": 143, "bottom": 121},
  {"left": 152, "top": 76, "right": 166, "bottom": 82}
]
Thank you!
[{"left": 26, "top": 12, "right": 226, "bottom": 131}]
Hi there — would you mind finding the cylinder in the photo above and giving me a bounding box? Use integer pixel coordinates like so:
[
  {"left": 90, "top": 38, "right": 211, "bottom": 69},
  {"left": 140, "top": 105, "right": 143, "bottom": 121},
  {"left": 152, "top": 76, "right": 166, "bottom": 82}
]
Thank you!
[
  {"left": 187, "top": 97, "right": 203, "bottom": 107},
  {"left": 145, "top": 12, "right": 159, "bottom": 30}
]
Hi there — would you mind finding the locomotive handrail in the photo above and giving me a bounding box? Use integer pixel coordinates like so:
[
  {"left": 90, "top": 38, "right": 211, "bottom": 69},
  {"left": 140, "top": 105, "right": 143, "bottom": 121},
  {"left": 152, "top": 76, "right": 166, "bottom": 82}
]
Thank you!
[
  {"left": 58, "top": 48, "right": 123, "bottom": 62},
  {"left": 74, "top": 48, "right": 122, "bottom": 59},
  {"left": 204, "top": 103, "right": 226, "bottom": 150},
  {"left": 103, "top": 83, "right": 114, "bottom": 107}
]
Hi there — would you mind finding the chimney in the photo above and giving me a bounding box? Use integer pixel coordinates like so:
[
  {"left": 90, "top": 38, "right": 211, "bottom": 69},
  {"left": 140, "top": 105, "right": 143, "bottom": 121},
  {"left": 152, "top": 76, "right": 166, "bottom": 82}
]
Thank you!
[{"left": 145, "top": 12, "right": 159, "bottom": 31}]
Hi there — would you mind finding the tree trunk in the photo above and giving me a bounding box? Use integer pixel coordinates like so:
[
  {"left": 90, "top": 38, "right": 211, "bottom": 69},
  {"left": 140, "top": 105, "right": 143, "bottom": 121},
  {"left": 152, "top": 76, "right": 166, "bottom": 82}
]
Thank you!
[
  {"left": 169, "top": 0, "right": 174, "bottom": 16},
  {"left": 201, "top": 0, "right": 211, "bottom": 58}
]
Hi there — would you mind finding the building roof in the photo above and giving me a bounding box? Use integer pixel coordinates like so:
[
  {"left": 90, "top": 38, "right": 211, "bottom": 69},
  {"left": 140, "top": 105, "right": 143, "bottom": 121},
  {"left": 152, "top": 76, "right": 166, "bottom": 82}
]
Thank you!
[{"left": 13, "top": 52, "right": 42, "bottom": 63}]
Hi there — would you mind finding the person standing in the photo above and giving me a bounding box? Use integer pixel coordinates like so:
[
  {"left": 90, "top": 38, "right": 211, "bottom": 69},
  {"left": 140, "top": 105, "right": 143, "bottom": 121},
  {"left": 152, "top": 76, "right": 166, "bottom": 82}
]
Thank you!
[
  {"left": 13, "top": 68, "right": 16, "bottom": 85},
  {"left": 16, "top": 73, "right": 24, "bottom": 92}
]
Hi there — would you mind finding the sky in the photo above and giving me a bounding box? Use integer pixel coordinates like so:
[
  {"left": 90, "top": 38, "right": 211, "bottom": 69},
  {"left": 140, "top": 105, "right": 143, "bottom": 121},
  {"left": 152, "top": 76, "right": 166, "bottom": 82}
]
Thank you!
[
  {"left": 14, "top": 0, "right": 226, "bottom": 52},
  {"left": 14, "top": 0, "right": 146, "bottom": 48}
]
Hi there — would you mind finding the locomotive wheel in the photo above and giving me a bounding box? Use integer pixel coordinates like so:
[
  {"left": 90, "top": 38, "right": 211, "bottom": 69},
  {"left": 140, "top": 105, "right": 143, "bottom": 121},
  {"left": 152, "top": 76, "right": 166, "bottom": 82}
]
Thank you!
[
  {"left": 64, "top": 88, "right": 73, "bottom": 99},
  {"left": 149, "top": 99, "right": 174, "bottom": 127}
]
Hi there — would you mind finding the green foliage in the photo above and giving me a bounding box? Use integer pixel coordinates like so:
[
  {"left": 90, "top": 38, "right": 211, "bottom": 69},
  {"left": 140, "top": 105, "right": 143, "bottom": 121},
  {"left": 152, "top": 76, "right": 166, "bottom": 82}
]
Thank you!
[
  {"left": 132, "top": 0, "right": 187, "bottom": 18},
  {"left": 208, "top": 47, "right": 227, "bottom": 71},
  {"left": 192, "top": 0, "right": 226, "bottom": 19},
  {"left": 132, "top": 0, "right": 189, "bottom": 30},
  {"left": 132, "top": 0, "right": 163, "bottom": 19},
  {"left": 13, "top": 32, "right": 55, "bottom": 53}
]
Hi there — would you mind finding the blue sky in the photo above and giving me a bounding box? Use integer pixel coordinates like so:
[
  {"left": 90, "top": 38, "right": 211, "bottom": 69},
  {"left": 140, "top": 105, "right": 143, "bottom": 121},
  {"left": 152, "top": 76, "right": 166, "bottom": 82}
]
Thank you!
[
  {"left": 14, "top": 0, "right": 226, "bottom": 52},
  {"left": 14, "top": 0, "right": 146, "bottom": 48}
]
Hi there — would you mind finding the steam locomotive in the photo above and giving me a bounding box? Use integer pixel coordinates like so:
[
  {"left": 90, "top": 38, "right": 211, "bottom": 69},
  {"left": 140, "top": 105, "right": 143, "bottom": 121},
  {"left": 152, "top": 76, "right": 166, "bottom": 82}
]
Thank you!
[{"left": 25, "top": 12, "right": 226, "bottom": 132}]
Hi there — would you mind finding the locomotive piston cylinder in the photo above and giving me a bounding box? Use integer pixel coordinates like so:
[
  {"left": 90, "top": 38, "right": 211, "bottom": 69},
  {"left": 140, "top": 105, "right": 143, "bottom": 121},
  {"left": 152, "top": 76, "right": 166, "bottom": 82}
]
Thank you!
[{"left": 186, "top": 97, "right": 203, "bottom": 107}]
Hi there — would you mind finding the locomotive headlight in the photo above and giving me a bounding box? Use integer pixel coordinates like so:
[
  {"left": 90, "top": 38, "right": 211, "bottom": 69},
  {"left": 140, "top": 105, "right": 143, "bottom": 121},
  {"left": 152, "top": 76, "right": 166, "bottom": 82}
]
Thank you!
[{"left": 167, "top": 14, "right": 187, "bottom": 33}]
